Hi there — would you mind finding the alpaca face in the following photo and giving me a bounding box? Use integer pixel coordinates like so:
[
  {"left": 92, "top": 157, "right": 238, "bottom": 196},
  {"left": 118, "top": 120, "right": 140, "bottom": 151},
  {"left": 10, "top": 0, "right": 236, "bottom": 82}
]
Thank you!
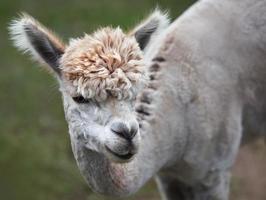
[
  {"left": 59, "top": 28, "right": 146, "bottom": 162},
  {"left": 62, "top": 87, "right": 141, "bottom": 162},
  {"left": 9, "top": 11, "right": 169, "bottom": 163}
]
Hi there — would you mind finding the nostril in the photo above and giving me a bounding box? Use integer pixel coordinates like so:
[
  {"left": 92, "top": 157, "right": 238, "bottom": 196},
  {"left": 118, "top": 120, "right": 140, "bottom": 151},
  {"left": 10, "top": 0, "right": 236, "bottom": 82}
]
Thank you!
[
  {"left": 110, "top": 122, "right": 138, "bottom": 140},
  {"left": 110, "top": 122, "right": 130, "bottom": 140},
  {"left": 129, "top": 124, "right": 138, "bottom": 139}
]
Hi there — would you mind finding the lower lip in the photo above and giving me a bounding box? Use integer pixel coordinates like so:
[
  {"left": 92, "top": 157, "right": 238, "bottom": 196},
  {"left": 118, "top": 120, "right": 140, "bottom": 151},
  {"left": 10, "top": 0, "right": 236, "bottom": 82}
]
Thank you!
[{"left": 105, "top": 145, "right": 134, "bottom": 160}]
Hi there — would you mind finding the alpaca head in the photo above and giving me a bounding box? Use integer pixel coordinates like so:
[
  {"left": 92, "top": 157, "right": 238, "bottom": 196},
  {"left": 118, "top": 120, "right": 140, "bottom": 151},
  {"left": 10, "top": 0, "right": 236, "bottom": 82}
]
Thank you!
[{"left": 9, "top": 11, "right": 169, "bottom": 163}]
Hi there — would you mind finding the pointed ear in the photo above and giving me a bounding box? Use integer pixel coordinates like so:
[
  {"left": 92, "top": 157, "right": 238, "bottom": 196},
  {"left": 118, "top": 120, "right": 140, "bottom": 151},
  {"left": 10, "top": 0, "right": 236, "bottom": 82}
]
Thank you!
[
  {"left": 130, "top": 9, "right": 170, "bottom": 51},
  {"left": 8, "top": 13, "right": 65, "bottom": 75}
]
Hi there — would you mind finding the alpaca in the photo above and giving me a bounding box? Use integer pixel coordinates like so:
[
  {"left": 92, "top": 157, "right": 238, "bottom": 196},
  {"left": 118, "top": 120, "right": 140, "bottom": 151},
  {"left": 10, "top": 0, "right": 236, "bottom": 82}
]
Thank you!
[{"left": 9, "top": 0, "right": 266, "bottom": 199}]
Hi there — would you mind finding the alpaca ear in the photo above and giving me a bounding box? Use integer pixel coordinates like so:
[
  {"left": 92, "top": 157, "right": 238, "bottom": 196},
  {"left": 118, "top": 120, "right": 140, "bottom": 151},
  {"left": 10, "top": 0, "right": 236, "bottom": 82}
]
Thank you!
[
  {"left": 130, "top": 9, "right": 170, "bottom": 50},
  {"left": 9, "top": 13, "right": 65, "bottom": 75}
]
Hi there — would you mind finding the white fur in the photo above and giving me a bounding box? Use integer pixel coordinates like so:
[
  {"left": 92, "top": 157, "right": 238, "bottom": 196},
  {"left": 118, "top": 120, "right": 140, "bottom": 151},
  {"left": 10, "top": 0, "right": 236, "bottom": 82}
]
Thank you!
[
  {"left": 132, "top": 9, "right": 170, "bottom": 56},
  {"left": 145, "top": 9, "right": 170, "bottom": 48},
  {"left": 8, "top": 14, "right": 43, "bottom": 62},
  {"left": 132, "top": 9, "right": 170, "bottom": 37}
]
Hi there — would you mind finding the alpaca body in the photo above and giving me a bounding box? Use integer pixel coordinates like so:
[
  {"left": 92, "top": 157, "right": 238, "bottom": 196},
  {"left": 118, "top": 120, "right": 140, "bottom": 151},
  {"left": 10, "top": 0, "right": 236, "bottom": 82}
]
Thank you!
[
  {"left": 148, "top": 0, "right": 266, "bottom": 199},
  {"left": 9, "top": 0, "right": 266, "bottom": 199}
]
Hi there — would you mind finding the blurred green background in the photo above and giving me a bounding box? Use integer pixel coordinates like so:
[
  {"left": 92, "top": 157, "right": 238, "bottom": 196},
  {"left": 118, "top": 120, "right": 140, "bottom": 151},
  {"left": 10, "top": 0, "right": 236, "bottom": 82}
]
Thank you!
[{"left": 0, "top": 0, "right": 265, "bottom": 200}]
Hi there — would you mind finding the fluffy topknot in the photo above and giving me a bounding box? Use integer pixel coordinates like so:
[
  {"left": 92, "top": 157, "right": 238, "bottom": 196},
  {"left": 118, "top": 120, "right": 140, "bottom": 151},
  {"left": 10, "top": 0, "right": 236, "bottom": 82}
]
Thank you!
[{"left": 60, "top": 27, "right": 146, "bottom": 101}]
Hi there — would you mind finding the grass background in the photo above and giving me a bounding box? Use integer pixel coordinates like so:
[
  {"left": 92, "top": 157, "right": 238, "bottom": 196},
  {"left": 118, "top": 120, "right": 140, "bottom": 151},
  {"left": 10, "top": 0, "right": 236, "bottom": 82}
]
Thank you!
[{"left": 0, "top": 0, "right": 265, "bottom": 200}]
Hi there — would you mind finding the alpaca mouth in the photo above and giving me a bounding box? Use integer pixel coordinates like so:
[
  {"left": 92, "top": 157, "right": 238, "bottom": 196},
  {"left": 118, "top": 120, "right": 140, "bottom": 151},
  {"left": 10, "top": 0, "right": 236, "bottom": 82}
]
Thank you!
[{"left": 105, "top": 145, "right": 135, "bottom": 162}]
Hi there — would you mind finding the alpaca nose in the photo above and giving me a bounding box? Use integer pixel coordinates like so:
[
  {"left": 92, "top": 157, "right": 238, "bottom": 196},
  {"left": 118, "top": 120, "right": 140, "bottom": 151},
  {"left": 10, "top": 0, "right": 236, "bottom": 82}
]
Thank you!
[{"left": 110, "top": 122, "right": 138, "bottom": 140}]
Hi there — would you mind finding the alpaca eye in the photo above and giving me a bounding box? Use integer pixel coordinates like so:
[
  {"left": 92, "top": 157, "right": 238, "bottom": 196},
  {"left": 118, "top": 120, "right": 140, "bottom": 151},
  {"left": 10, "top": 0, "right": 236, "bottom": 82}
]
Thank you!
[{"left": 72, "top": 96, "right": 90, "bottom": 104}]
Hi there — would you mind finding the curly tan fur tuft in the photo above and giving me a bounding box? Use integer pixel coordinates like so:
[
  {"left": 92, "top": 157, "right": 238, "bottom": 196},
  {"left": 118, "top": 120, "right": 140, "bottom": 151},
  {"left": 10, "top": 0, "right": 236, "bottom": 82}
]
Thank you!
[{"left": 61, "top": 27, "right": 147, "bottom": 101}]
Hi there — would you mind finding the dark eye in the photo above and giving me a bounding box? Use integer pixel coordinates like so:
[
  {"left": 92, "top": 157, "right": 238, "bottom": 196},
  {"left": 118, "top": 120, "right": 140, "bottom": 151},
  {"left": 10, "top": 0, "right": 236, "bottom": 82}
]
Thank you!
[{"left": 72, "top": 96, "right": 90, "bottom": 104}]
